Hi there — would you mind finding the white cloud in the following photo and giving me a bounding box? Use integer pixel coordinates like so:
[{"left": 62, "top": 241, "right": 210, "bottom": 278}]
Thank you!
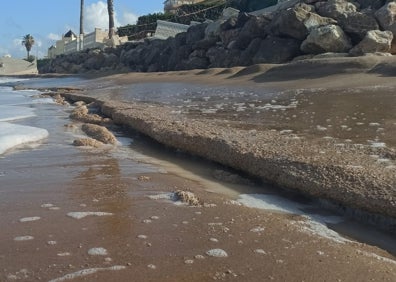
[
  {"left": 35, "top": 39, "right": 42, "bottom": 48},
  {"left": 85, "top": 1, "right": 120, "bottom": 32},
  {"left": 120, "top": 11, "right": 138, "bottom": 26},
  {"left": 0, "top": 46, "right": 9, "bottom": 57},
  {"left": 48, "top": 33, "right": 61, "bottom": 41},
  {"left": 84, "top": 1, "right": 136, "bottom": 33},
  {"left": 13, "top": 38, "right": 25, "bottom": 51}
]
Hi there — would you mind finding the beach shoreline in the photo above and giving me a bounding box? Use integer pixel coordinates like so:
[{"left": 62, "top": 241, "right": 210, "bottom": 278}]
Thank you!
[
  {"left": 2, "top": 57, "right": 396, "bottom": 281},
  {"left": 41, "top": 57, "right": 396, "bottom": 225}
]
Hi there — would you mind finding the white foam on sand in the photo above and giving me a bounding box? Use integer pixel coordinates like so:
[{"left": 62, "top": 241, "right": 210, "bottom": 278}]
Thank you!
[
  {"left": 41, "top": 203, "right": 55, "bottom": 208},
  {"left": 0, "top": 122, "right": 49, "bottom": 155},
  {"left": 206, "top": 249, "right": 228, "bottom": 258},
  {"left": 19, "top": 216, "right": 41, "bottom": 222},
  {"left": 238, "top": 194, "right": 303, "bottom": 214},
  {"left": 66, "top": 211, "right": 113, "bottom": 219},
  {"left": 148, "top": 192, "right": 185, "bottom": 205},
  {"left": 57, "top": 252, "right": 71, "bottom": 257},
  {"left": 237, "top": 194, "right": 348, "bottom": 243},
  {"left": 14, "top": 236, "right": 34, "bottom": 241},
  {"left": 370, "top": 142, "right": 386, "bottom": 148},
  {"left": 356, "top": 250, "right": 396, "bottom": 265},
  {"left": 88, "top": 247, "right": 108, "bottom": 256},
  {"left": 48, "top": 265, "right": 126, "bottom": 282},
  {"left": 148, "top": 193, "right": 174, "bottom": 201},
  {"left": 0, "top": 105, "right": 36, "bottom": 122}
]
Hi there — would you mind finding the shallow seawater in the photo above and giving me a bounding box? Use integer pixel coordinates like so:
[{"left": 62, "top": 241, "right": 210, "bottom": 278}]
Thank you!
[{"left": 103, "top": 82, "right": 396, "bottom": 153}]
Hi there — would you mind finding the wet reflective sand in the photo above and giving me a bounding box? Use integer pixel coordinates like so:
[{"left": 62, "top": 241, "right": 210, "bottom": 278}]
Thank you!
[{"left": 3, "top": 61, "right": 396, "bottom": 281}]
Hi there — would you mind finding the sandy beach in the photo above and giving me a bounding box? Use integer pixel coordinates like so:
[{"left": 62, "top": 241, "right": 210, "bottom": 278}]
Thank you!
[{"left": 1, "top": 57, "right": 396, "bottom": 281}]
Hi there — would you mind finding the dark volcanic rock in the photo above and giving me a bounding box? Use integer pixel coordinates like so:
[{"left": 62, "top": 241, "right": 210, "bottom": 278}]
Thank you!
[
  {"left": 186, "top": 23, "right": 208, "bottom": 45},
  {"left": 270, "top": 5, "right": 336, "bottom": 40},
  {"left": 39, "top": 0, "right": 396, "bottom": 74},
  {"left": 253, "top": 36, "right": 302, "bottom": 64},
  {"left": 338, "top": 11, "right": 379, "bottom": 43}
]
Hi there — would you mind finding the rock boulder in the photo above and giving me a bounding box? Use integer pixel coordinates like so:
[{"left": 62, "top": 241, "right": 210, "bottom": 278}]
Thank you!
[
  {"left": 301, "top": 24, "right": 352, "bottom": 54},
  {"left": 350, "top": 30, "right": 393, "bottom": 55},
  {"left": 270, "top": 6, "right": 337, "bottom": 40}
]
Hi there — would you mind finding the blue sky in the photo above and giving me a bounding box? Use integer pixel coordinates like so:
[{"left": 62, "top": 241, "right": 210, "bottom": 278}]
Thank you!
[{"left": 0, "top": 0, "right": 164, "bottom": 59}]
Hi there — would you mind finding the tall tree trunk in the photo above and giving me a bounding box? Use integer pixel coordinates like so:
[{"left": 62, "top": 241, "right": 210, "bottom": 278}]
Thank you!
[
  {"left": 80, "top": 0, "right": 84, "bottom": 35},
  {"left": 107, "top": 0, "right": 115, "bottom": 39}
]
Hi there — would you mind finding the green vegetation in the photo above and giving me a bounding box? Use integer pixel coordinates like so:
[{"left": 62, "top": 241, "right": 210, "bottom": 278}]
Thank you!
[
  {"left": 26, "top": 55, "right": 36, "bottom": 63},
  {"left": 118, "top": 0, "right": 227, "bottom": 40},
  {"left": 117, "top": 0, "right": 278, "bottom": 41},
  {"left": 37, "top": 58, "right": 50, "bottom": 69},
  {"left": 228, "top": 0, "right": 277, "bottom": 12}
]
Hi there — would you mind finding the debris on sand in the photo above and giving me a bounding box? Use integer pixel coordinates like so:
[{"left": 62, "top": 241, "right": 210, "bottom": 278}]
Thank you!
[
  {"left": 69, "top": 102, "right": 112, "bottom": 125},
  {"left": 81, "top": 124, "right": 117, "bottom": 145},
  {"left": 51, "top": 93, "right": 69, "bottom": 105},
  {"left": 73, "top": 138, "right": 104, "bottom": 148},
  {"left": 174, "top": 190, "right": 201, "bottom": 206},
  {"left": 138, "top": 175, "right": 151, "bottom": 181},
  {"left": 148, "top": 190, "right": 202, "bottom": 206}
]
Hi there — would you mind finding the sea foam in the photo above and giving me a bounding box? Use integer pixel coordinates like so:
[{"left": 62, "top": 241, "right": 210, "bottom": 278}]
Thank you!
[
  {"left": 0, "top": 122, "right": 49, "bottom": 155},
  {"left": 0, "top": 105, "right": 36, "bottom": 122}
]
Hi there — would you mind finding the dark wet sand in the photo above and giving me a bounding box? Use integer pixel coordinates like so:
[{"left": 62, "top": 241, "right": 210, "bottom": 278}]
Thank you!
[
  {"left": 2, "top": 56, "right": 396, "bottom": 281},
  {"left": 2, "top": 145, "right": 396, "bottom": 281},
  {"left": 52, "top": 56, "right": 396, "bottom": 220}
]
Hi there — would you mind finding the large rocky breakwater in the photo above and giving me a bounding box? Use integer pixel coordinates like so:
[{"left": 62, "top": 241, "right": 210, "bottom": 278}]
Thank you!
[
  {"left": 58, "top": 91, "right": 396, "bottom": 231},
  {"left": 41, "top": 0, "right": 396, "bottom": 74}
]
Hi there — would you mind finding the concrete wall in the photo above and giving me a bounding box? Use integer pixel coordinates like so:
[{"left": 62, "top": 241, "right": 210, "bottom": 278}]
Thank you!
[
  {"left": 84, "top": 28, "right": 108, "bottom": 49},
  {"left": 154, "top": 20, "right": 190, "bottom": 40},
  {"left": 0, "top": 57, "right": 38, "bottom": 75}
]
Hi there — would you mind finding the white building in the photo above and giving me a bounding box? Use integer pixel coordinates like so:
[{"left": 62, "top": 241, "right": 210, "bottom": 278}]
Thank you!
[{"left": 48, "top": 29, "right": 127, "bottom": 58}]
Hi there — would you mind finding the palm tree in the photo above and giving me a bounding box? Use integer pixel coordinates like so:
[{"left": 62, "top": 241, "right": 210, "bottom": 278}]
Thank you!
[
  {"left": 107, "top": 0, "right": 115, "bottom": 39},
  {"left": 80, "top": 0, "right": 84, "bottom": 35},
  {"left": 22, "top": 34, "right": 35, "bottom": 60}
]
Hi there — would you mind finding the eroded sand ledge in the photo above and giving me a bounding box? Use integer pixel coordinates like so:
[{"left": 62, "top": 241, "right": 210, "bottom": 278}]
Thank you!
[
  {"left": 55, "top": 57, "right": 396, "bottom": 223},
  {"left": 59, "top": 95, "right": 395, "bottom": 222}
]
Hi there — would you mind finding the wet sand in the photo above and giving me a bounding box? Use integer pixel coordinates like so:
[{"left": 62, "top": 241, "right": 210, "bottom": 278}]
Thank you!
[
  {"left": 2, "top": 56, "right": 396, "bottom": 281},
  {"left": 54, "top": 56, "right": 396, "bottom": 220}
]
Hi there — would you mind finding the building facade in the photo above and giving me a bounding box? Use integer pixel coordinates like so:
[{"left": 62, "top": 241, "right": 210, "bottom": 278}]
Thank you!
[{"left": 47, "top": 28, "right": 127, "bottom": 58}]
